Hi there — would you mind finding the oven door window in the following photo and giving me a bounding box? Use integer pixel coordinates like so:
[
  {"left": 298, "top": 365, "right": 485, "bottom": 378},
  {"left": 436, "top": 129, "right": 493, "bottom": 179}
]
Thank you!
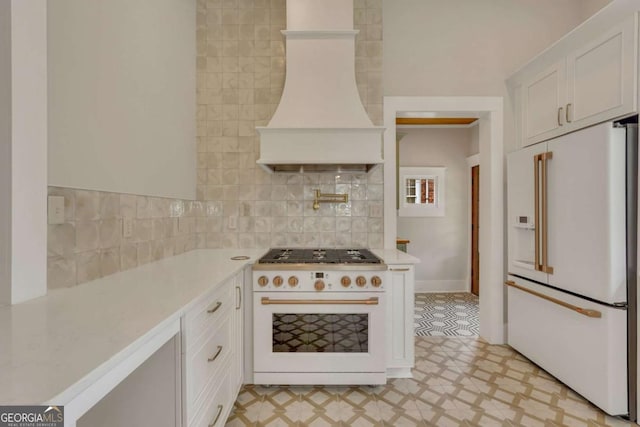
[{"left": 273, "top": 313, "right": 369, "bottom": 353}]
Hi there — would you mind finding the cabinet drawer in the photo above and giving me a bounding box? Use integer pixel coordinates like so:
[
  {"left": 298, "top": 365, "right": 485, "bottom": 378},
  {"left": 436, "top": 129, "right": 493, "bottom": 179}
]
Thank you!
[
  {"left": 187, "top": 312, "right": 232, "bottom": 410},
  {"left": 184, "top": 282, "right": 234, "bottom": 350},
  {"left": 189, "top": 368, "right": 232, "bottom": 427}
]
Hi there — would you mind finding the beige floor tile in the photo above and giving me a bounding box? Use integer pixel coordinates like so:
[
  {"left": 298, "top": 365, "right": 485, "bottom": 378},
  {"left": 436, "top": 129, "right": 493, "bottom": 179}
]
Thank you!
[
  {"left": 414, "top": 398, "right": 446, "bottom": 418},
  {"left": 293, "top": 410, "right": 342, "bottom": 426},
  {"left": 225, "top": 416, "right": 258, "bottom": 427},
  {"left": 412, "top": 385, "right": 460, "bottom": 410},
  {"left": 339, "top": 408, "right": 383, "bottom": 426},
  {"left": 227, "top": 337, "right": 632, "bottom": 427},
  {"left": 256, "top": 403, "right": 299, "bottom": 426},
  {"left": 428, "top": 408, "right": 507, "bottom": 427}
]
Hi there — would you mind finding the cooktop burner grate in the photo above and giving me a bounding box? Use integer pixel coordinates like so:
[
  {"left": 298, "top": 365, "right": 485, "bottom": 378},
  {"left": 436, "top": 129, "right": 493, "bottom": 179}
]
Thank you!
[{"left": 258, "top": 248, "right": 383, "bottom": 264}]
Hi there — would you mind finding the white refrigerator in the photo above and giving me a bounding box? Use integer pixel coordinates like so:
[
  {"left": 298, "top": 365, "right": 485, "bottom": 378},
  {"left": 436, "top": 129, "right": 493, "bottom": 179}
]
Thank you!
[{"left": 507, "top": 121, "right": 637, "bottom": 418}]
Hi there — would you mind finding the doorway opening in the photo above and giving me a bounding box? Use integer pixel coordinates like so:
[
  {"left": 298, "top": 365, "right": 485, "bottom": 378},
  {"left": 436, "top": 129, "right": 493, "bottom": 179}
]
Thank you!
[
  {"left": 395, "top": 119, "right": 480, "bottom": 336},
  {"left": 383, "top": 96, "right": 504, "bottom": 344}
]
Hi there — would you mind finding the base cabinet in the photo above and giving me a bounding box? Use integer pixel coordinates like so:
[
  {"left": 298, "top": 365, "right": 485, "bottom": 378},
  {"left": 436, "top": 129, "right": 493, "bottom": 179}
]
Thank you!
[
  {"left": 385, "top": 264, "right": 415, "bottom": 378},
  {"left": 182, "top": 271, "right": 244, "bottom": 427}
]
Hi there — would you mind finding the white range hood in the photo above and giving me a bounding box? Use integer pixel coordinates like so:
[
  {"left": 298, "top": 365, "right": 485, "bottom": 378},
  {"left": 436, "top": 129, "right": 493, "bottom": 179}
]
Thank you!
[{"left": 256, "top": 0, "right": 384, "bottom": 173}]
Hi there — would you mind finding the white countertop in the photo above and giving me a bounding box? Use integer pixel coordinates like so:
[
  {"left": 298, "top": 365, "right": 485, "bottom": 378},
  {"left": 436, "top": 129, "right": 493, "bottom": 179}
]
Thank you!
[
  {"left": 0, "top": 249, "right": 267, "bottom": 405},
  {"left": 0, "top": 247, "right": 416, "bottom": 406},
  {"left": 372, "top": 248, "right": 420, "bottom": 265}
]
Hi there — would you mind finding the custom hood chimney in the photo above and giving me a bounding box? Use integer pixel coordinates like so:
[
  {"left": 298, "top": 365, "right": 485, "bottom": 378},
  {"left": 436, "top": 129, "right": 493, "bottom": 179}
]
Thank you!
[{"left": 256, "top": 0, "right": 384, "bottom": 173}]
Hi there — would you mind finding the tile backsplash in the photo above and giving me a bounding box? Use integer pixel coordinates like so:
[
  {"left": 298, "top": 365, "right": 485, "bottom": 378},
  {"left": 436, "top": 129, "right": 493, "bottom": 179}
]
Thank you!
[
  {"left": 47, "top": 0, "right": 384, "bottom": 289},
  {"left": 194, "top": 169, "right": 385, "bottom": 250},
  {"left": 194, "top": 0, "right": 384, "bottom": 248},
  {"left": 47, "top": 187, "right": 201, "bottom": 289}
]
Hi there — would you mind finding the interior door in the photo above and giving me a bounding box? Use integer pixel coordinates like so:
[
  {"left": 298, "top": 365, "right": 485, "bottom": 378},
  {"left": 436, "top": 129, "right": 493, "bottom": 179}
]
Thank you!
[
  {"left": 471, "top": 165, "right": 480, "bottom": 296},
  {"left": 507, "top": 142, "right": 549, "bottom": 284},
  {"left": 546, "top": 122, "right": 627, "bottom": 304}
]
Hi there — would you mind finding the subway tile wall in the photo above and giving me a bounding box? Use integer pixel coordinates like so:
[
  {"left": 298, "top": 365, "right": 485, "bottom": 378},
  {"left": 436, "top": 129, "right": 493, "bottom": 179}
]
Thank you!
[
  {"left": 194, "top": 0, "right": 384, "bottom": 249},
  {"left": 47, "top": 0, "right": 383, "bottom": 289}
]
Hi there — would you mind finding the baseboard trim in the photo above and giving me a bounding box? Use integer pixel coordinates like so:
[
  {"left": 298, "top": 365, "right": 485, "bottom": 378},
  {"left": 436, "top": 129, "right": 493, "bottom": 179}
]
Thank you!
[{"left": 415, "top": 280, "right": 468, "bottom": 293}]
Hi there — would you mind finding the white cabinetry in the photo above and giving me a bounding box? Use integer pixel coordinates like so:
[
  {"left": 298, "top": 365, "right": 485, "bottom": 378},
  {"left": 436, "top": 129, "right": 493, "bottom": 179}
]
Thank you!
[
  {"left": 182, "top": 271, "right": 244, "bottom": 427},
  {"left": 518, "top": 14, "right": 637, "bottom": 147},
  {"left": 566, "top": 18, "right": 636, "bottom": 129},
  {"left": 385, "top": 264, "right": 415, "bottom": 378},
  {"left": 231, "top": 269, "right": 245, "bottom": 393},
  {"left": 521, "top": 60, "right": 566, "bottom": 145}
]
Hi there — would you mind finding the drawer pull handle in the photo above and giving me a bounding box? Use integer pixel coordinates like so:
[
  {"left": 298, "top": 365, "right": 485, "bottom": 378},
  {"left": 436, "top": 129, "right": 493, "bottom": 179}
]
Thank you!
[
  {"left": 505, "top": 280, "right": 601, "bottom": 318},
  {"left": 390, "top": 268, "right": 410, "bottom": 272},
  {"left": 207, "top": 301, "right": 222, "bottom": 314},
  {"left": 208, "top": 404, "right": 223, "bottom": 427},
  {"left": 208, "top": 346, "right": 223, "bottom": 362}
]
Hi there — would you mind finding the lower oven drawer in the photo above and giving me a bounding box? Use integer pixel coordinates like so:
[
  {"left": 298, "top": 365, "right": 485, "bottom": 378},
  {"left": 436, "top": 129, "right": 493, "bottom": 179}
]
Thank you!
[
  {"left": 253, "top": 291, "right": 386, "bottom": 375},
  {"left": 507, "top": 275, "right": 627, "bottom": 416}
]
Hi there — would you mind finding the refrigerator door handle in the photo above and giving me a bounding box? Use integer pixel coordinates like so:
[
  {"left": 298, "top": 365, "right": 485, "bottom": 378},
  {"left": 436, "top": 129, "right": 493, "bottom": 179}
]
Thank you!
[
  {"left": 541, "top": 152, "right": 554, "bottom": 274},
  {"left": 534, "top": 154, "right": 541, "bottom": 271},
  {"left": 505, "top": 280, "right": 601, "bottom": 318}
]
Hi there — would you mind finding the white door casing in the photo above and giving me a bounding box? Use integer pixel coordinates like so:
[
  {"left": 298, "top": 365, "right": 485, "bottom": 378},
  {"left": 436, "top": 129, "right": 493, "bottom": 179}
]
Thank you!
[{"left": 383, "top": 96, "right": 504, "bottom": 344}]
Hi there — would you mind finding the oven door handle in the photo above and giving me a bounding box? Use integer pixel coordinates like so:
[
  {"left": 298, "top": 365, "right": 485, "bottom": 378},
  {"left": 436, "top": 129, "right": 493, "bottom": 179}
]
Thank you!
[{"left": 261, "top": 297, "right": 379, "bottom": 305}]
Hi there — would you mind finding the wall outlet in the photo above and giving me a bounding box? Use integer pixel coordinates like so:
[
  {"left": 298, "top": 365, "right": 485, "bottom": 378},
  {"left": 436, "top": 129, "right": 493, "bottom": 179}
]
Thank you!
[
  {"left": 48, "top": 196, "right": 65, "bottom": 224},
  {"left": 228, "top": 216, "right": 237, "bottom": 230},
  {"left": 122, "top": 217, "right": 134, "bottom": 238}
]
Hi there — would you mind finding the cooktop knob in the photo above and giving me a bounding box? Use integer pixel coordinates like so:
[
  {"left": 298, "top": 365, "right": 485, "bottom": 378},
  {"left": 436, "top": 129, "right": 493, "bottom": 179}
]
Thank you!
[
  {"left": 288, "top": 276, "right": 299, "bottom": 287},
  {"left": 371, "top": 276, "right": 382, "bottom": 287},
  {"left": 341, "top": 276, "right": 351, "bottom": 287},
  {"left": 356, "top": 276, "right": 367, "bottom": 287},
  {"left": 314, "top": 280, "right": 325, "bottom": 291},
  {"left": 258, "top": 276, "right": 269, "bottom": 287},
  {"left": 273, "top": 276, "right": 284, "bottom": 287}
]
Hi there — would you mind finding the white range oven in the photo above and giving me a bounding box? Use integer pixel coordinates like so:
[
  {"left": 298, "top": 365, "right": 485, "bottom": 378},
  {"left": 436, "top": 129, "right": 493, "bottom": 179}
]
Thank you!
[{"left": 252, "top": 248, "right": 388, "bottom": 385}]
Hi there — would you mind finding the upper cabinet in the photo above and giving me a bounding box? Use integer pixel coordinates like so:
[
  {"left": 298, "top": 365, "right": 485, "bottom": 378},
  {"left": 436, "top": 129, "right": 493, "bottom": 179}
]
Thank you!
[
  {"left": 566, "top": 17, "right": 636, "bottom": 129},
  {"left": 515, "top": 14, "right": 638, "bottom": 148},
  {"left": 522, "top": 60, "right": 567, "bottom": 144}
]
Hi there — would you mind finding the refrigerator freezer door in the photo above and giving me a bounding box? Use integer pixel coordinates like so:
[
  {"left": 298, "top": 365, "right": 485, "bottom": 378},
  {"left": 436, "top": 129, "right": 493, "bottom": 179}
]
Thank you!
[
  {"left": 507, "top": 275, "right": 628, "bottom": 416},
  {"left": 507, "top": 143, "right": 549, "bottom": 284},
  {"left": 546, "top": 122, "right": 627, "bottom": 304}
]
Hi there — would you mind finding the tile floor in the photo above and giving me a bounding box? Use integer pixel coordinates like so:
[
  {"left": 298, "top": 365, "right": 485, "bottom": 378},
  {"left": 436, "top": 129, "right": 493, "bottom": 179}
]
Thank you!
[
  {"left": 414, "top": 293, "right": 480, "bottom": 337},
  {"left": 226, "top": 337, "right": 634, "bottom": 426}
]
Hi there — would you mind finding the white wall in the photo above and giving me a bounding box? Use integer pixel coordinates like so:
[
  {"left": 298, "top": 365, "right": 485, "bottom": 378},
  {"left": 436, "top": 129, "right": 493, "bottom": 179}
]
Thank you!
[
  {"left": 383, "top": 0, "right": 604, "bottom": 153},
  {"left": 397, "top": 127, "right": 472, "bottom": 292},
  {"left": 48, "top": 0, "right": 196, "bottom": 199},
  {"left": 580, "top": 0, "right": 613, "bottom": 20},
  {"left": 5, "top": 0, "right": 48, "bottom": 304},
  {"left": 0, "top": 1, "right": 11, "bottom": 306}
]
